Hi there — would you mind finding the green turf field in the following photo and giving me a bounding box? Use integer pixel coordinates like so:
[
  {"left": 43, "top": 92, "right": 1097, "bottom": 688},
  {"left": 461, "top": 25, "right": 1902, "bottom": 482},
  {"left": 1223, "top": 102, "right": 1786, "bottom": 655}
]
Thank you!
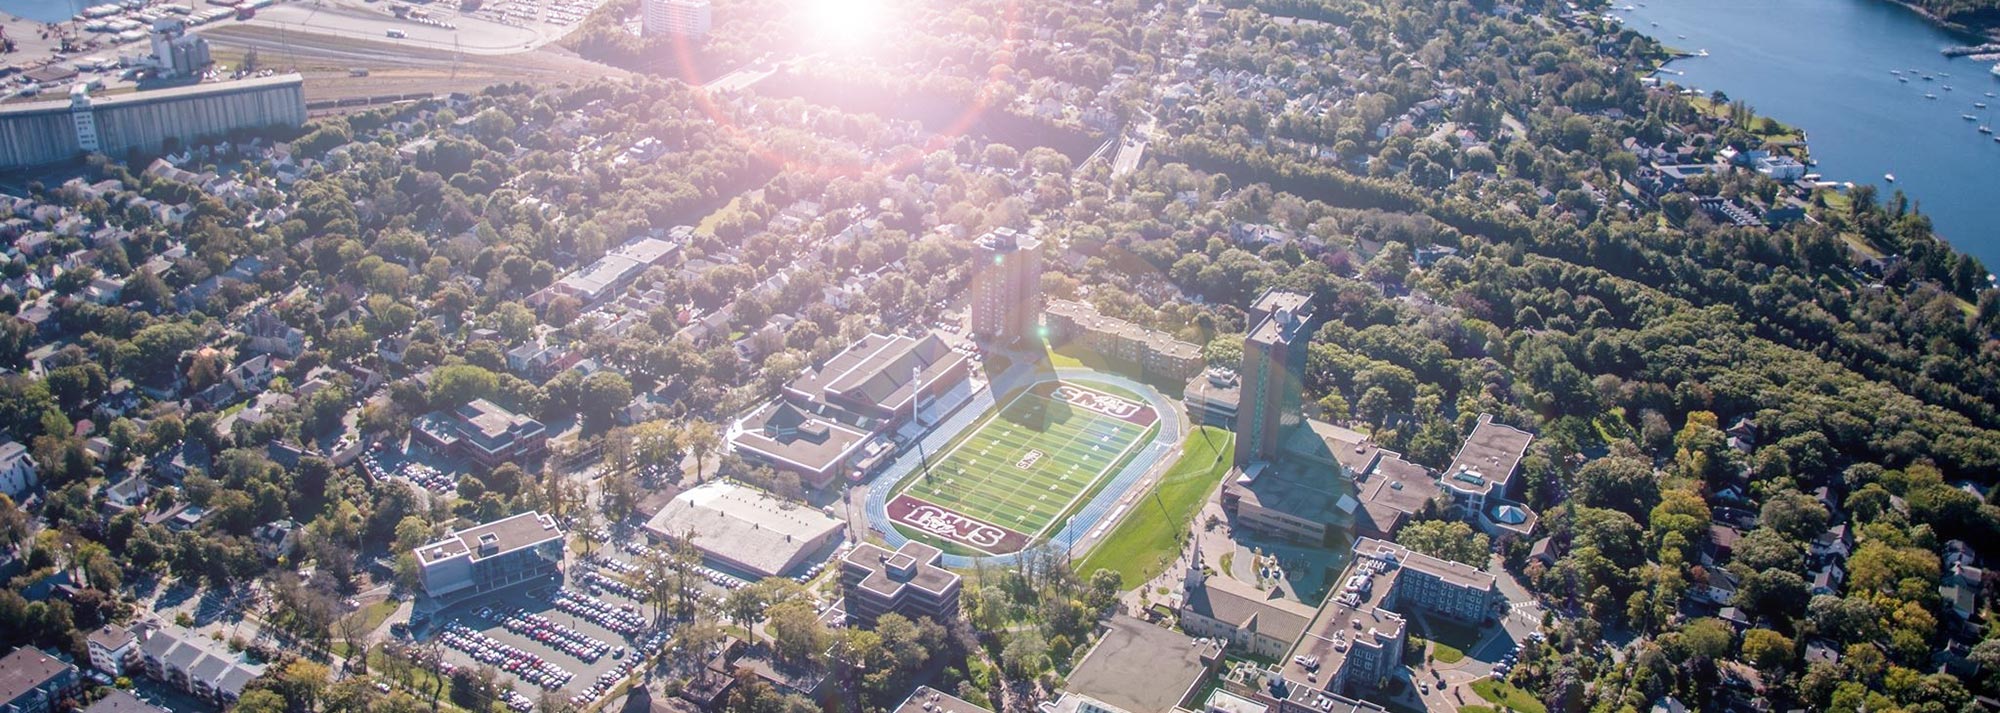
[{"left": 898, "top": 387, "right": 1152, "bottom": 539}]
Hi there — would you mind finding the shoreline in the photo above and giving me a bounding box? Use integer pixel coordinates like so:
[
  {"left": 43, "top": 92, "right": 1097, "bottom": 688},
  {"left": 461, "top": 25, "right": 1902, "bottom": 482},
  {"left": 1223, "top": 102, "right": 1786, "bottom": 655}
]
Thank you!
[{"left": 1879, "top": 0, "right": 2000, "bottom": 42}]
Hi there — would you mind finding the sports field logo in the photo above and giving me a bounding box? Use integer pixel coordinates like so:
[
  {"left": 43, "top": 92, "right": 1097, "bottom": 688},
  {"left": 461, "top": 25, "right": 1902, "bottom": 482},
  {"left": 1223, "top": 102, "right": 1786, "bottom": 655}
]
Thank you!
[
  {"left": 887, "top": 495, "right": 1030, "bottom": 553},
  {"left": 1016, "top": 449, "right": 1045, "bottom": 469},
  {"left": 1052, "top": 384, "right": 1141, "bottom": 418}
]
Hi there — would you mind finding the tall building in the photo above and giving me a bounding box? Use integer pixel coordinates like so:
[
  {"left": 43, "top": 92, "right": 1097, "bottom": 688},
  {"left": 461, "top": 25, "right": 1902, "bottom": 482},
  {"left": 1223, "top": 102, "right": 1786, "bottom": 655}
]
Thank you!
[
  {"left": 1234, "top": 290, "right": 1315, "bottom": 465},
  {"left": 643, "top": 0, "right": 713, "bottom": 38},
  {"left": 968, "top": 227, "right": 1042, "bottom": 345}
]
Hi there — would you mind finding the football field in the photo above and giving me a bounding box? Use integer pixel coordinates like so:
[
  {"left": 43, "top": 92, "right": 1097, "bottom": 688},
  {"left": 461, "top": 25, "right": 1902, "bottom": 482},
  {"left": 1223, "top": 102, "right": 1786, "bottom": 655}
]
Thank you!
[{"left": 890, "top": 381, "right": 1159, "bottom": 553}]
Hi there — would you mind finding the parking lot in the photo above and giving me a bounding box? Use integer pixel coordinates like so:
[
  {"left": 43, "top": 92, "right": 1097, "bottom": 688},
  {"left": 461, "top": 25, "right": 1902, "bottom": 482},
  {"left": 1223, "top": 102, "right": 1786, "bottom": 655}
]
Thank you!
[
  {"left": 464, "top": 0, "right": 609, "bottom": 30},
  {"left": 430, "top": 574, "right": 664, "bottom": 711},
  {"left": 363, "top": 445, "right": 466, "bottom": 495}
]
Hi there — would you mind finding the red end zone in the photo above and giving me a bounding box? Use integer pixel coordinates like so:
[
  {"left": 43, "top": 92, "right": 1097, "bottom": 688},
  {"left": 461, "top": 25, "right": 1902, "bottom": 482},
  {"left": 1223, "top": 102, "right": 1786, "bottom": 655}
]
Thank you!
[
  {"left": 888, "top": 495, "right": 1031, "bottom": 554},
  {"left": 1034, "top": 381, "right": 1158, "bottom": 428}
]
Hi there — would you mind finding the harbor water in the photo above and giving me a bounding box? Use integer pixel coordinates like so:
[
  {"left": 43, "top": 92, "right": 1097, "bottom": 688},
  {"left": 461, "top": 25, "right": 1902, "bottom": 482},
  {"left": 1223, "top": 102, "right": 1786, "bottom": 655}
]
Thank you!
[{"left": 1627, "top": 0, "right": 2000, "bottom": 269}]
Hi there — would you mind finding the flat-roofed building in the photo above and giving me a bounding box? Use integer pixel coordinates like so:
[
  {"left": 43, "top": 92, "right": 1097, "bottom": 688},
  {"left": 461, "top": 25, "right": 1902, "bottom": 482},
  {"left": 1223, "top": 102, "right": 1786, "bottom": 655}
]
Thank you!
[
  {"left": 1224, "top": 664, "right": 1388, "bottom": 713},
  {"left": 543, "top": 237, "right": 678, "bottom": 305},
  {"left": 0, "top": 648, "right": 81, "bottom": 713},
  {"left": 1280, "top": 553, "right": 1408, "bottom": 697},
  {"left": 1059, "top": 615, "right": 1223, "bottom": 713},
  {"left": 1439, "top": 414, "right": 1536, "bottom": 538},
  {"left": 413, "top": 399, "right": 548, "bottom": 468},
  {"left": 80, "top": 689, "right": 167, "bottom": 713},
  {"left": 1184, "top": 368, "right": 1240, "bottom": 428},
  {"left": 0, "top": 74, "right": 305, "bottom": 169},
  {"left": 645, "top": 480, "right": 845, "bottom": 579},
  {"left": 892, "top": 686, "right": 991, "bottom": 713},
  {"left": 1219, "top": 462, "right": 1348, "bottom": 546},
  {"left": 840, "top": 541, "right": 961, "bottom": 627},
  {"left": 1351, "top": 453, "right": 1438, "bottom": 540},
  {"left": 969, "top": 228, "right": 1042, "bottom": 345},
  {"left": 1043, "top": 299, "right": 1205, "bottom": 383},
  {"left": 86, "top": 623, "right": 139, "bottom": 676},
  {"left": 1235, "top": 291, "right": 1316, "bottom": 465},
  {"left": 0, "top": 440, "right": 36, "bottom": 499},
  {"left": 732, "top": 331, "right": 971, "bottom": 489},
  {"left": 414, "top": 511, "right": 565, "bottom": 603},
  {"left": 1353, "top": 538, "right": 1497, "bottom": 623},
  {"left": 642, "top": 0, "right": 712, "bottom": 37}
]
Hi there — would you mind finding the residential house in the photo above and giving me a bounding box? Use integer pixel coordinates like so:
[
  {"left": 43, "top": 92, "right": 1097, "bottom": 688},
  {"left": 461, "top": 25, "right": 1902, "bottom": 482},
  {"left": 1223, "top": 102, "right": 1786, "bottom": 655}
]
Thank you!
[
  {"left": 241, "top": 309, "right": 305, "bottom": 359},
  {"left": 1701, "top": 568, "right": 1741, "bottom": 605},
  {"left": 253, "top": 520, "right": 300, "bottom": 562},
  {"left": 0, "top": 440, "right": 35, "bottom": 499}
]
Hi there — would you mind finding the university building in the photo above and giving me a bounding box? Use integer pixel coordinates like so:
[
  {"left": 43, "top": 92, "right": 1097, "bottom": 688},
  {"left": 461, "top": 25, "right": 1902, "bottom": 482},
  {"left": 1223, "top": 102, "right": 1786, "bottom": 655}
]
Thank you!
[
  {"left": 731, "top": 331, "right": 972, "bottom": 489},
  {"left": 1042, "top": 299, "right": 1204, "bottom": 383},
  {"left": 1439, "top": 414, "right": 1538, "bottom": 539},
  {"left": 1234, "top": 290, "right": 1316, "bottom": 465},
  {"left": 840, "top": 541, "right": 963, "bottom": 627},
  {"left": 414, "top": 511, "right": 566, "bottom": 605},
  {"left": 968, "top": 227, "right": 1043, "bottom": 345}
]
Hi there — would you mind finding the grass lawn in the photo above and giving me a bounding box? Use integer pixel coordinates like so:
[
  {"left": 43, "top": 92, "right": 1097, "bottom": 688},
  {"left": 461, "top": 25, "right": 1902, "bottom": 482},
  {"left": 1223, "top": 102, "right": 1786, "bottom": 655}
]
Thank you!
[
  {"left": 367, "top": 648, "right": 459, "bottom": 706},
  {"left": 1045, "top": 347, "right": 1085, "bottom": 368},
  {"left": 1414, "top": 637, "right": 1465, "bottom": 664},
  {"left": 347, "top": 600, "right": 399, "bottom": 635},
  {"left": 1460, "top": 707, "right": 1498, "bottom": 713},
  {"left": 1471, "top": 679, "right": 1546, "bottom": 713},
  {"left": 1687, "top": 95, "right": 1806, "bottom": 144},
  {"left": 1073, "top": 427, "right": 1234, "bottom": 589},
  {"left": 1423, "top": 616, "right": 1484, "bottom": 652},
  {"left": 896, "top": 383, "right": 1153, "bottom": 539},
  {"left": 1839, "top": 231, "right": 1885, "bottom": 260}
]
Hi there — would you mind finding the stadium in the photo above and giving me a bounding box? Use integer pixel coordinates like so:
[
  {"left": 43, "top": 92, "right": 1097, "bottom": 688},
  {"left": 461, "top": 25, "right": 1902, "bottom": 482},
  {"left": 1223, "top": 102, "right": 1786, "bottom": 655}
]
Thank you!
[{"left": 866, "top": 370, "right": 1181, "bottom": 560}]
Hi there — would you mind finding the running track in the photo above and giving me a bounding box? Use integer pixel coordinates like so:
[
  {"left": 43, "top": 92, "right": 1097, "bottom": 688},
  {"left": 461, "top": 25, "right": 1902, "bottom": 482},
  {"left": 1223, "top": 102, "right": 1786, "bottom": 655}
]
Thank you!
[{"left": 863, "top": 367, "right": 1185, "bottom": 568}]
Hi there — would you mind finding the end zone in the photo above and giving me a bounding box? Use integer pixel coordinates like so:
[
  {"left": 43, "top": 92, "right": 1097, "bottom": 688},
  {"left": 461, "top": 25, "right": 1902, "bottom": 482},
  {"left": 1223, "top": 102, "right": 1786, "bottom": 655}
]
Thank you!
[{"left": 886, "top": 494, "right": 1031, "bottom": 554}]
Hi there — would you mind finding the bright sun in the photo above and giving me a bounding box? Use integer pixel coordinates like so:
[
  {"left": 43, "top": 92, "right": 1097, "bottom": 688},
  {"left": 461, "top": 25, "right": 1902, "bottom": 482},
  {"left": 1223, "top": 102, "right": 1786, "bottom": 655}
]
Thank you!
[{"left": 800, "top": 0, "right": 891, "bottom": 49}]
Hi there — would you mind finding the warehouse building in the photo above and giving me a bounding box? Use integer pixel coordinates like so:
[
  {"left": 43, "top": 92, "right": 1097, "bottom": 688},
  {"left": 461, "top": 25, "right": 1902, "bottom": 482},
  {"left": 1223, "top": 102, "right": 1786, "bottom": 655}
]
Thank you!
[
  {"left": 644, "top": 480, "right": 845, "bottom": 579},
  {"left": 0, "top": 74, "right": 306, "bottom": 169}
]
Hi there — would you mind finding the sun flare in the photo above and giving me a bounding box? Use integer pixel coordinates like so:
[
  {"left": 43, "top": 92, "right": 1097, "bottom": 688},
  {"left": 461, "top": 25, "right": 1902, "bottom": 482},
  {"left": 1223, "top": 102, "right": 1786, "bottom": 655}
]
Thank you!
[{"left": 800, "top": 0, "right": 891, "bottom": 49}]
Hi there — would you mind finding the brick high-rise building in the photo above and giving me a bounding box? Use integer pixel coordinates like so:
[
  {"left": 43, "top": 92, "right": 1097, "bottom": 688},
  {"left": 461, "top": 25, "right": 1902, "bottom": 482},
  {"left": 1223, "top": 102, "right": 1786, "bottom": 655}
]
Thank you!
[
  {"left": 968, "top": 227, "right": 1042, "bottom": 345},
  {"left": 1234, "top": 290, "right": 1315, "bottom": 465}
]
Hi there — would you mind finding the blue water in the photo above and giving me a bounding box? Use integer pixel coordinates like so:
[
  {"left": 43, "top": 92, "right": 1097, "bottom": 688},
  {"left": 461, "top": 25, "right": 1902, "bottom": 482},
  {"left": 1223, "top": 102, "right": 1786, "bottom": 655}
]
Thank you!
[
  {"left": 0, "top": 1, "right": 93, "bottom": 23},
  {"left": 1625, "top": 0, "right": 2000, "bottom": 269}
]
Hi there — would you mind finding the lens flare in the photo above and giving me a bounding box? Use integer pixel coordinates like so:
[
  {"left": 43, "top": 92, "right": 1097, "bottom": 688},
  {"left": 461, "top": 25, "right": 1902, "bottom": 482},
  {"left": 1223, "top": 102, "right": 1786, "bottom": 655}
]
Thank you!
[{"left": 801, "top": 0, "right": 888, "bottom": 50}]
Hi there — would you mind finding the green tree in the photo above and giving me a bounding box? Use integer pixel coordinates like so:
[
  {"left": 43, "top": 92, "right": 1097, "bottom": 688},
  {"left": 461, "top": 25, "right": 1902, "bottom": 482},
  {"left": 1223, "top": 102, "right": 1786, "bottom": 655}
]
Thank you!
[{"left": 1396, "top": 520, "right": 1490, "bottom": 566}]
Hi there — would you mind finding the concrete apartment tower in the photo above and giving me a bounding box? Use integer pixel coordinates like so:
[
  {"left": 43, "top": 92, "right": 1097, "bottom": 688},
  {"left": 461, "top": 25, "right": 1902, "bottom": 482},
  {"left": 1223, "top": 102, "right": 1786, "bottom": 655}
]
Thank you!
[
  {"left": 968, "top": 227, "right": 1043, "bottom": 346},
  {"left": 1234, "top": 289, "right": 1315, "bottom": 465},
  {"left": 643, "top": 0, "right": 712, "bottom": 38}
]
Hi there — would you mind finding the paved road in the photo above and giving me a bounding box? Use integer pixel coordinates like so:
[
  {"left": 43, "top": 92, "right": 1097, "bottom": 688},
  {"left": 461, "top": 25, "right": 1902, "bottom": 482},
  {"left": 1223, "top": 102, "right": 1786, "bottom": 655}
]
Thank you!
[{"left": 202, "top": 23, "right": 626, "bottom": 82}]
